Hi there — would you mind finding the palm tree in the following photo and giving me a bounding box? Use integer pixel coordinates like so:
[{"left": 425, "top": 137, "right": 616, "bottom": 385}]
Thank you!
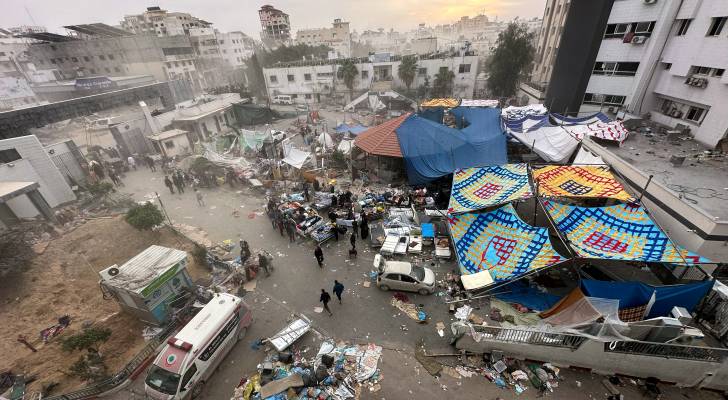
[
  {"left": 433, "top": 67, "right": 455, "bottom": 97},
  {"left": 398, "top": 55, "right": 418, "bottom": 92},
  {"left": 337, "top": 59, "right": 358, "bottom": 102}
]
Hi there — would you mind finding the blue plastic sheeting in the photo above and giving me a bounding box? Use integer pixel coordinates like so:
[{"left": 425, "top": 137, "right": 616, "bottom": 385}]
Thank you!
[
  {"left": 550, "top": 112, "right": 611, "bottom": 125},
  {"left": 581, "top": 279, "right": 714, "bottom": 318},
  {"left": 492, "top": 281, "right": 562, "bottom": 311},
  {"left": 503, "top": 114, "right": 551, "bottom": 133},
  {"left": 334, "top": 124, "right": 368, "bottom": 135},
  {"left": 396, "top": 112, "right": 507, "bottom": 184},
  {"left": 419, "top": 107, "right": 444, "bottom": 124},
  {"left": 421, "top": 223, "right": 435, "bottom": 238}
]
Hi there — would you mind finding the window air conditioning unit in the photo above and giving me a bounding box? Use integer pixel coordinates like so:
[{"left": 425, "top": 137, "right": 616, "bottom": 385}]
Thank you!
[
  {"left": 631, "top": 35, "right": 648, "bottom": 44},
  {"left": 644, "top": 0, "right": 657, "bottom": 4}
]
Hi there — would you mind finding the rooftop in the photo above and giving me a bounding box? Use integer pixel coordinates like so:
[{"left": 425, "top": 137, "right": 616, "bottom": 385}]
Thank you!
[
  {"left": 0, "top": 181, "right": 38, "bottom": 203},
  {"left": 101, "top": 245, "right": 188, "bottom": 293},
  {"left": 149, "top": 129, "right": 188, "bottom": 141},
  {"left": 609, "top": 129, "right": 728, "bottom": 219},
  {"left": 354, "top": 113, "right": 410, "bottom": 158}
]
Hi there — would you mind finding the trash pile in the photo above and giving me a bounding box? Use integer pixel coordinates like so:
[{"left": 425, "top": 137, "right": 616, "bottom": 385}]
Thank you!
[{"left": 231, "top": 341, "right": 383, "bottom": 400}]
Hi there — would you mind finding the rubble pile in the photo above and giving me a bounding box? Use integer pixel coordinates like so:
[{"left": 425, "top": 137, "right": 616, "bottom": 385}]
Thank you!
[{"left": 231, "top": 341, "right": 383, "bottom": 400}]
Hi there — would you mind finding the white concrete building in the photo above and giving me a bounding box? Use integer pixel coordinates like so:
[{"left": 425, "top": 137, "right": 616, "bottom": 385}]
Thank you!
[
  {"left": 0, "top": 135, "right": 75, "bottom": 220},
  {"left": 120, "top": 6, "right": 211, "bottom": 37},
  {"left": 296, "top": 19, "right": 351, "bottom": 58},
  {"left": 218, "top": 31, "right": 255, "bottom": 68},
  {"left": 638, "top": 1, "right": 728, "bottom": 148},
  {"left": 263, "top": 53, "right": 479, "bottom": 103}
]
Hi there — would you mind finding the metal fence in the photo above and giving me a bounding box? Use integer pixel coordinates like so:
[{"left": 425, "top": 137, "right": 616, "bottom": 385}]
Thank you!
[
  {"left": 604, "top": 340, "right": 728, "bottom": 363},
  {"left": 43, "top": 322, "right": 177, "bottom": 400},
  {"left": 472, "top": 325, "right": 587, "bottom": 350}
]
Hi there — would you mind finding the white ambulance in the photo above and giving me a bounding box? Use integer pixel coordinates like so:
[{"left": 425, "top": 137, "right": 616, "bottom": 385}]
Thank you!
[{"left": 144, "top": 293, "right": 252, "bottom": 399}]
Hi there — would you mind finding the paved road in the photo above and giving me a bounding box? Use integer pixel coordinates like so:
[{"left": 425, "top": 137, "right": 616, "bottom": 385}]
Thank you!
[{"left": 107, "top": 162, "right": 721, "bottom": 400}]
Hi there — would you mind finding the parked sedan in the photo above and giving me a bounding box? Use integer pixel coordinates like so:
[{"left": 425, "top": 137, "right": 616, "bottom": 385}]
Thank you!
[{"left": 373, "top": 254, "right": 436, "bottom": 295}]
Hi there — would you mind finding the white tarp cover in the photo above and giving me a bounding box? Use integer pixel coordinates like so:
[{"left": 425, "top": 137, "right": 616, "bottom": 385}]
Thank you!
[
  {"left": 562, "top": 120, "right": 630, "bottom": 144},
  {"left": 509, "top": 125, "right": 579, "bottom": 163},
  {"left": 573, "top": 146, "right": 605, "bottom": 165},
  {"left": 203, "top": 144, "right": 250, "bottom": 169},
  {"left": 460, "top": 99, "right": 499, "bottom": 108},
  {"left": 337, "top": 139, "right": 354, "bottom": 155},
  {"left": 282, "top": 147, "right": 311, "bottom": 169},
  {"left": 368, "top": 94, "right": 386, "bottom": 111},
  {"left": 461, "top": 271, "right": 494, "bottom": 290},
  {"left": 502, "top": 104, "right": 548, "bottom": 119},
  {"left": 318, "top": 132, "right": 335, "bottom": 148}
]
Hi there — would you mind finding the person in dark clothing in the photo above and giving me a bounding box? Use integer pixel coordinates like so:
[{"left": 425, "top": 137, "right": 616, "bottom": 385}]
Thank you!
[
  {"left": 164, "top": 175, "right": 175, "bottom": 194},
  {"left": 277, "top": 217, "right": 285, "bottom": 236},
  {"left": 146, "top": 156, "right": 156, "bottom": 171},
  {"left": 314, "top": 245, "right": 324, "bottom": 268},
  {"left": 108, "top": 168, "right": 122, "bottom": 187},
  {"left": 258, "top": 253, "right": 270, "bottom": 277},
  {"left": 313, "top": 179, "right": 320, "bottom": 192},
  {"left": 333, "top": 280, "right": 344, "bottom": 304},
  {"left": 303, "top": 182, "right": 310, "bottom": 202},
  {"left": 351, "top": 219, "right": 358, "bottom": 238},
  {"left": 328, "top": 210, "right": 337, "bottom": 223},
  {"left": 172, "top": 173, "right": 184, "bottom": 194},
  {"left": 331, "top": 194, "right": 338, "bottom": 207},
  {"left": 347, "top": 208, "right": 355, "bottom": 221},
  {"left": 360, "top": 222, "right": 369, "bottom": 240},
  {"left": 350, "top": 232, "right": 356, "bottom": 250},
  {"left": 319, "top": 289, "right": 333, "bottom": 316},
  {"left": 332, "top": 223, "right": 339, "bottom": 241},
  {"left": 329, "top": 185, "right": 335, "bottom": 193},
  {"left": 240, "top": 240, "right": 251, "bottom": 264},
  {"left": 286, "top": 218, "right": 296, "bottom": 243}
]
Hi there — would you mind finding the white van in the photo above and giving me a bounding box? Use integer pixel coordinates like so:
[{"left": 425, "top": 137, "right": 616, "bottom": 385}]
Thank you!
[
  {"left": 144, "top": 293, "right": 252, "bottom": 399},
  {"left": 272, "top": 95, "right": 293, "bottom": 105}
]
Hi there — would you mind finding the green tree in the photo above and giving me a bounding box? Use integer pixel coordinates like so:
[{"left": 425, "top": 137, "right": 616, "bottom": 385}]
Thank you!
[
  {"left": 486, "top": 22, "right": 535, "bottom": 98},
  {"left": 433, "top": 68, "right": 455, "bottom": 97},
  {"left": 337, "top": 59, "right": 358, "bottom": 100},
  {"left": 398, "top": 55, "right": 418, "bottom": 91},
  {"left": 125, "top": 202, "right": 164, "bottom": 230}
]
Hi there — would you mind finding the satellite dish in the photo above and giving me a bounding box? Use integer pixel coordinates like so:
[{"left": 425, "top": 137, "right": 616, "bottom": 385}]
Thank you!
[{"left": 107, "top": 267, "right": 120, "bottom": 276}]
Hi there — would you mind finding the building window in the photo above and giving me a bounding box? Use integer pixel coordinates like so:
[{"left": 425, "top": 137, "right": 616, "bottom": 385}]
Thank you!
[
  {"left": 104, "top": 67, "right": 110, "bottom": 73},
  {"left": 592, "top": 61, "right": 640, "bottom": 76},
  {"left": 287, "top": 74, "right": 295, "bottom": 82},
  {"left": 114, "top": 66, "right": 121, "bottom": 73},
  {"left": 604, "top": 23, "right": 629, "bottom": 39},
  {"left": 583, "top": 93, "right": 625, "bottom": 106},
  {"left": 439, "top": 66, "right": 448, "bottom": 74},
  {"left": 663, "top": 62, "right": 672, "bottom": 70},
  {"left": 633, "top": 21, "right": 656, "bottom": 36},
  {"left": 691, "top": 66, "right": 712, "bottom": 75},
  {"left": 270, "top": 75, "right": 278, "bottom": 83},
  {"left": 99, "top": 54, "right": 106, "bottom": 61},
  {"left": 304, "top": 73, "right": 312, "bottom": 81},
  {"left": 83, "top": 56, "right": 90, "bottom": 62},
  {"left": 108, "top": 54, "right": 115, "bottom": 60},
  {"left": 418, "top": 68, "right": 427, "bottom": 76},
  {"left": 707, "top": 16, "right": 727, "bottom": 36},
  {"left": 676, "top": 19, "right": 691, "bottom": 36},
  {"left": 361, "top": 70, "right": 369, "bottom": 79},
  {"left": 458, "top": 64, "right": 471, "bottom": 73},
  {"left": 0, "top": 148, "right": 22, "bottom": 163},
  {"left": 164, "top": 141, "right": 175, "bottom": 149},
  {"left": 305, "top": 93, "right": 312, "bottom": 99},
  {"left": 686, "top": 106, "right": 706, "bottom": 123},
  {"left": 713, "top": 68, "right": 725, "bottom": 77}
]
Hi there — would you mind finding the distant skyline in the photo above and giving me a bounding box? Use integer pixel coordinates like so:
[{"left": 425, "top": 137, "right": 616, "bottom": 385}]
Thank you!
[{"left": 2, "top": 0, "right": 545, "bottom": 38}]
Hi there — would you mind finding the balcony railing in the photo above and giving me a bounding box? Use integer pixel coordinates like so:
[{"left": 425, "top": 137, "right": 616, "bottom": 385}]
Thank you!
[
  {"left": 471, "top": 325, "right": 587, "bottom": 350},
  {"left": 604, "top": 340, "right": 728, "bottom": 363}
]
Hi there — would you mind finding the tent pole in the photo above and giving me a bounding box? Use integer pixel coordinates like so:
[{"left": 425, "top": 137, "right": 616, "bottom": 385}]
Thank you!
[{"left": 638, "top": 174, "right": 654, "bottom": 202}]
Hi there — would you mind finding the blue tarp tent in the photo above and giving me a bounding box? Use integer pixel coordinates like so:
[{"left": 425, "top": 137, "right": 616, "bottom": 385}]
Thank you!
[
  {"left": 334, "top": 124, "right": 368, "bottom": 135},
  {"left": 581, "top": 279, "right": 714, "bottom": 319},
  {"left": 396, "top": 110, "right": 507, "bottom": 184},
  {"left": 419, "top": 107, "right": 444, "bottom": 124},
  {"left": 493, "top": 281, "right": 562, "bottom": 311}
]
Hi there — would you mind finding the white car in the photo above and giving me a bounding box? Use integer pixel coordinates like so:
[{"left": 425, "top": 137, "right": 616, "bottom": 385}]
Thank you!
[
  {"left": 373, "top": 254, "right": 436, "bottom": 295},
  {"left": 272, "top": 95, "right": 294, "bottom": 105}
]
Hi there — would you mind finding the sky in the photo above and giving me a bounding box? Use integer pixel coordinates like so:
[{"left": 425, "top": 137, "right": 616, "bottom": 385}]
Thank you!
[{"left": 2, "top": 0, "right": 546, "bottom": 38}]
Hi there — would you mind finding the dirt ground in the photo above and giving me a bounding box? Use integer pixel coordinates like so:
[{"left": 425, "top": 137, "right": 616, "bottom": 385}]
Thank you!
[{"left": 0, "top": 216, "right": 208, "bottom": 396}]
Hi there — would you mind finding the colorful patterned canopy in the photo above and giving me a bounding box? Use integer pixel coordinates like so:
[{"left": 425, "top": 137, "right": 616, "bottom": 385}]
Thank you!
[
  {"left": 562, "top": 121, "right": 630, "bottom": 144},
  {"left": 420, "top": 98, "right": 460, "bottom": 108},
  {"left": 448, "top": 164, "right": 533, "bottom": 214},
  {"left": 532, "top": 165, "right": 634, "bottom": 202},
  {"left": 448, "top": 204, "right": 567, "bottom": 285},
  {"left": 543, "top": 201, "right": 710, "bottom": 264}
]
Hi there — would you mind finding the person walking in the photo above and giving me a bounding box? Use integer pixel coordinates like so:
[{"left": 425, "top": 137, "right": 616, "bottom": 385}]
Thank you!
[
  {"left": 286, "top": 218, "right": 296, "bottom": 243},
  {"left": 108, "top": 168, "right": 122, "bottom": 187},
  {"left": 351, "top": 219, "right": 358, "bottom": 238},
  {"left": 320, "top": 289, "right": 333, "bottom": 316},
  {"left": 349, "top": 232, "right": 356, "bottom": 250},
  {"left": 127, "top": 155, "right": 136, "bottom": 171},
  {"left": 173, "top": 173, "right": 185, "bottom": 194},
  {"left": 314, "top": 245, "right": 324, "bottom": 268},
  {"left": 164, "top": 175, "right": 175, "bottom": 194},
  {"left": 195, "top": 189, "right": 205, "bottom": 206},
  {"left": 258, "top": 252, "right": 271, "bottom": 277},
  {"left": 145, "top": 155, "right": 156, "bottom": 172},
  {"left": 333, "top": 280, "right": 344, "bottom": 304},
  {"left": 176, "top": 170, "right": 186, "bottom": 190}
]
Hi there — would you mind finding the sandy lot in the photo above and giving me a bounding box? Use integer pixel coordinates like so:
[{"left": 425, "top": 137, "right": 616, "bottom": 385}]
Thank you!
[{"left": 0, "top": 216, "right": 208, "bottom": 396}]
